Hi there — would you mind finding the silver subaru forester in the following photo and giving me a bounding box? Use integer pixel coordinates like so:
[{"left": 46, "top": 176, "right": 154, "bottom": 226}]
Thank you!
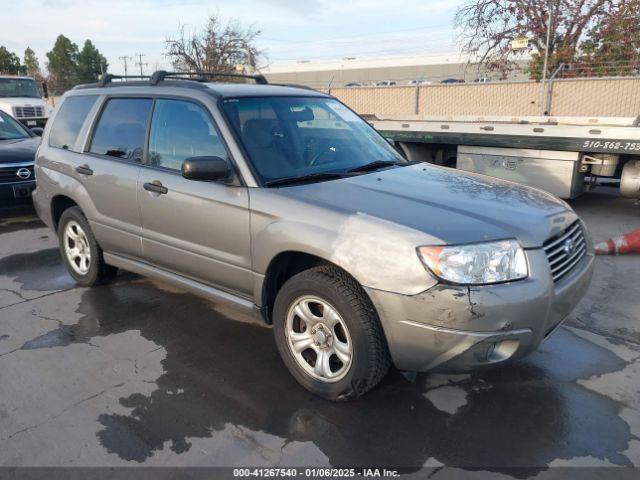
[{"left": 33, "top": 72, "right": 594, "bottom": 400}]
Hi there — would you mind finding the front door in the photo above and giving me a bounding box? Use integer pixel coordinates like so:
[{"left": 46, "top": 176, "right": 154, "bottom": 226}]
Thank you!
[{"left": 138, "top": 98, "right": 252, "bottom": 298}]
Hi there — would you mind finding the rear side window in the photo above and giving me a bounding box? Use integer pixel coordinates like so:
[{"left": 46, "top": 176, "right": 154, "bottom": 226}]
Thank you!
[
  {"left": 48, "top": 95, "right": 97, "bottom": 151},
  {"left": 89, "top": 98, "right": 152, "bottom": 162}
]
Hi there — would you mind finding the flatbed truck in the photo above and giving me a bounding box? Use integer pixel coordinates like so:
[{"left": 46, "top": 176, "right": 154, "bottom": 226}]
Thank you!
[{"left": 370, "top": 114, "right": 640, "bottom": 199}]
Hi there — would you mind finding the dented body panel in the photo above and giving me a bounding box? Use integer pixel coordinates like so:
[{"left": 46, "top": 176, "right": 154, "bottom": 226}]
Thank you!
[{"left": 366, "top": 249, "right": 595, "bottom": 371}]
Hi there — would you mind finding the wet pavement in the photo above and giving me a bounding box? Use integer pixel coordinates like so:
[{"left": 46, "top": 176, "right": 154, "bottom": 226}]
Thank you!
[{"left": 0, "top": 190, "right": 639, "bottom": 475}]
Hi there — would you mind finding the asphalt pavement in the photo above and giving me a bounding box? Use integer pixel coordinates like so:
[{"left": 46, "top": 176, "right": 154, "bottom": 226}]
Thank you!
[{"left": 0, "top": 189, "right": 639, "bottom": 476}]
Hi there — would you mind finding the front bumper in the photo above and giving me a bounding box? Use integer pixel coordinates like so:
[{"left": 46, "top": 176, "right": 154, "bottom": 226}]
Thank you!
[
  {"left": 0, "top": 181, "right": 36, "bottom": 205},
  {"left": 365, "top": 248, "right": 595, "bottom": 372}
]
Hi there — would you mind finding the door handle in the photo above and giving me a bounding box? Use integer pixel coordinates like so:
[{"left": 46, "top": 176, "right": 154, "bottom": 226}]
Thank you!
[
  {"left": 75, "top": 165, "right": 93, "bottom": 176},
  {"left": 143, "top": 181, "right": 168, "bottom": 195}
]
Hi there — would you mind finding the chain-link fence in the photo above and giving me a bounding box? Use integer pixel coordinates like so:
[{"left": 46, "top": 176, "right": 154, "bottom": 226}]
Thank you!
[
  {"left": 328, "top": 76, "right": 640, "bottom": 118},
  {"left": 43, "top": 76, "right": 640, "bottom": 119}
]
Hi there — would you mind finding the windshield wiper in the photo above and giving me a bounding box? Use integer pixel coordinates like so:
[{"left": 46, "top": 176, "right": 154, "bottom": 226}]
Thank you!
[
  {"left": 347, "top": 160, "right": 399, "bottom": 173},
  {"left": 264, "top": 171, "right": 355, "bottom": 187},
  {"left": 398, "top": 159, "right": 426, "bottom": 166}
]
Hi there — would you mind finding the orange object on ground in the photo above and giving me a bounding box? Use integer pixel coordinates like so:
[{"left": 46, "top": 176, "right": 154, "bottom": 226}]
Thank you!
[{"left": 594, "top": 228, "right": 640, "bottom": 255}]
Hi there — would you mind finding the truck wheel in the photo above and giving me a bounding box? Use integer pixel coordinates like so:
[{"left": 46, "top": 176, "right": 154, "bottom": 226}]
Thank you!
[
  {"left": 273, "top": 265, "right": 390, "bottom": 401},
  {"left": 57, "top": 207, "right": 117, "bottom": 287}
]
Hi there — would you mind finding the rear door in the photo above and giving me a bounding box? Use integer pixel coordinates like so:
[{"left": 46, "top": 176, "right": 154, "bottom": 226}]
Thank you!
[
  {"left": 79, "top": 97, "right": 153, "bottom": 258},
  {"left": 138, "top": 98, "right": 252, "bottom": 298}
]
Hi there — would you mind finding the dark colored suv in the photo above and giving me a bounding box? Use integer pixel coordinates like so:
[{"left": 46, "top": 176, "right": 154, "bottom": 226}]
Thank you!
[{"left": 0, "top": 110, "right": 40, "bottom": 206}]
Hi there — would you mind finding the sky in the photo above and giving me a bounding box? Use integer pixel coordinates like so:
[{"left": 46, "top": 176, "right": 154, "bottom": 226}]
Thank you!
[{"left": 1, "top": 0, "right": 466, "bottom": 75}]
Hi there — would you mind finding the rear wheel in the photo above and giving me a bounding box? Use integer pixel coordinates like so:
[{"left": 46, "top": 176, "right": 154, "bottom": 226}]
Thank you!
[
  {"left": 273, "top": 265, "right": 390, "bottom": 401},
  {"left": 58, "top": 207, "right": 117, "bottom": 286}
]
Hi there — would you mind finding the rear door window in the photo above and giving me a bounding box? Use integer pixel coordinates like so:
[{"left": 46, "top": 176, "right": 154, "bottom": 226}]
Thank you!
[
  {"left": 48, "top": 95, "right": 98, "bottom": 151},
  {"left": 89, "top": 98, "right": 153, "bottom": 162}
]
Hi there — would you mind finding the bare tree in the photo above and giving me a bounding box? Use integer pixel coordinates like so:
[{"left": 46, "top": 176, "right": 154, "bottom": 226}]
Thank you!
[
  {"left": 165, "top": 15, "right": 264, "bottom": 77},
  {"left": 455, "top": 0, "right": 616, "bottom": 79}
]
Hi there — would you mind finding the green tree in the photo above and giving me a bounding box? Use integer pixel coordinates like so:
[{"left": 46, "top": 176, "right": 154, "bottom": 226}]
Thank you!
[
  {"left": 0, "top": 46, "right": 24, "bottom": 75},
  {"left": 577, "top": 0, "right": 640, "bottom": 77},
  {"left": 455, "top": 0, "right": 639, "bottom": 80},
  {"left": 46, "top": 35, "right": 79, "bottom": 94},
  {"left": 77, "top": 40, "right": 108, "bottom": 83},
  {"left": 23, "top": 47, "right": 43, "bottom": 80}
]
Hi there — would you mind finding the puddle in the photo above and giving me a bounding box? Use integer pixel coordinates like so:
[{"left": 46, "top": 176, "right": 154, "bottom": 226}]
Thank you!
[{"left": 15, "top": 280, "right": 631, "bottom": 472}]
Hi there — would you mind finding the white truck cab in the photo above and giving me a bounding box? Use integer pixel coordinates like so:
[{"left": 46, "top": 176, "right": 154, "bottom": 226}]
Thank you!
[{"left": 0, "top": 76, "right": 50, "bottom": 127}]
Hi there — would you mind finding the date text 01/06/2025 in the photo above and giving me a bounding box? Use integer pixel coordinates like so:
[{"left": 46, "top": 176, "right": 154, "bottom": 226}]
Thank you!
[{"left": 232, "top": 468, "right": 401, "bottom": 477}]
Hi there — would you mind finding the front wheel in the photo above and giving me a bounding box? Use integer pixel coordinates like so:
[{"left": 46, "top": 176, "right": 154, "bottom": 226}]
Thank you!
[{"left": 273, "top": 266, "right": 390, "bottom": 401}]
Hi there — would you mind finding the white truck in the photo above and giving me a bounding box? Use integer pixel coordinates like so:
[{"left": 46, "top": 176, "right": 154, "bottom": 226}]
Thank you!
[
  {"left": 370, "top": 114, "right": 640, "bottom": 199},
  {"left": 0, "top": 76, "right": 50, "bottom": 128}
]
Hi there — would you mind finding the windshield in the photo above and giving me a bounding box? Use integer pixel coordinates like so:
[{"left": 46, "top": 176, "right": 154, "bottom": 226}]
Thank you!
[
  {"left": 0, "top": 78, "right": 41, "bottom": 98},
  {"left": 221, "top": 96, "right": 404, "bottom": 185},
  {"left": 0, "top": 110, "right": 30, "bottom": 140}
]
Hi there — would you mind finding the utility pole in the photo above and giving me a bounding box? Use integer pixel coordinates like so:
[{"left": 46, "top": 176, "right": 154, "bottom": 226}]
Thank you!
[
  {"left": 119, "top": 55, "right": 132, "bottom": 76},
  {"left": 540, "top": 0, "right": 554, "bottom": 114},
  {"left": 541, "top": 0, "right": 553, "bottom": 84},
  {"left": 134, "top": 53, "right": 148, "bottom": 79}
]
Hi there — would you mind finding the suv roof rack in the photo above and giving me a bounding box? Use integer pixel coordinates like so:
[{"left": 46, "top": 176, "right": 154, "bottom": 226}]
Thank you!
[
  {"left": 97, "top": 73, "right": 151, "bottom": 87},
  {"left": 149, "top": 70, "right": 268, "bottom": 86},
  {"left": 93, "top": 71, "right": 267, "bottom": 88}
]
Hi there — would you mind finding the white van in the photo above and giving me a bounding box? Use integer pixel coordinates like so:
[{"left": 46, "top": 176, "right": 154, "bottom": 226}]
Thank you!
[{"left": 0, "top": 76, "right": 50, "bottom": 127}]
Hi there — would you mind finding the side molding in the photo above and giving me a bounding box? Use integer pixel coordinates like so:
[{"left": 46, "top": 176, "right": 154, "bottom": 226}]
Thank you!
[{"left": 104, "top": 253, "right": 260, "bottom": 316}]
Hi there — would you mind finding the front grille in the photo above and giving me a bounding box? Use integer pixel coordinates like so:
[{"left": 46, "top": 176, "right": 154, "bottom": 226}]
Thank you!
[
  {"left": 543, "top": 221, "right": 587, "bottom": 282},
  {"left": 0, "top": 164, "right": 35, "bottom": 184},
  {"left": 13, "top": 106, "right": 44, "bottom": 118}
]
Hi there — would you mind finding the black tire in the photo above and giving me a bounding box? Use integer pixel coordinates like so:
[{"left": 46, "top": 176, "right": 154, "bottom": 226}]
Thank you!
[
  {"left": 57, "top": 206, "right": 117, "bottom": 287},
  {"left": 273, "top": 265, "right": 390, "bottom": 401}
]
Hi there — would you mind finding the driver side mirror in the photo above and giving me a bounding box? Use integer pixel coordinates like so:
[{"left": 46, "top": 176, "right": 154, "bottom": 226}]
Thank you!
[
  {"left": 30, "top": 127, "right": 44, "bottom": 137},
  {"left": 182, "top": 156, "right": 231, "bottom": 182}
]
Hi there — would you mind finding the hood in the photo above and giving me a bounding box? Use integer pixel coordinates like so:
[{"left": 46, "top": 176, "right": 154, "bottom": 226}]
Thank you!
[
  {"left": 0, "top": 136, "right": 40, "bottom": 164},
  {"left": 276, "top": 164, "right": 576, "bottom": 248}
]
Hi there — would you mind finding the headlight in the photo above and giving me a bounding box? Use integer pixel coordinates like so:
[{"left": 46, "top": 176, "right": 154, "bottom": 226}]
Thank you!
[{"left": 418, "top": 239, "right": 528, "bottom": 285}]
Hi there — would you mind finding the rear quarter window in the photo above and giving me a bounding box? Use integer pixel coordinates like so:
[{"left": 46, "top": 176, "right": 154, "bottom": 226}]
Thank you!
[{"left": 48, "top": 95, "right": 98, "bottom": 151}]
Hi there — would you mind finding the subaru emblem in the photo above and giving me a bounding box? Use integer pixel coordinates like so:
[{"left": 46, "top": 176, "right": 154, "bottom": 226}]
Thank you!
[{"left": 16, "top": 168, "right": 32, "bottom": 180}]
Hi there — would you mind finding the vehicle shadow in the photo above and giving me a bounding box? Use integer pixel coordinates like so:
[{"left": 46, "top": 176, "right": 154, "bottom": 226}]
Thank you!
[
  {"left": 46, "top": 280, "right": 631, "bottom": 472},
  {"left": 0, "top": 205, "right": 42, "bottom": 234}
]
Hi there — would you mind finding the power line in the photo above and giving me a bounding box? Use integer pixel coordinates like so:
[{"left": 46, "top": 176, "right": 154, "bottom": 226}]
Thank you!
[{"left": 134, "top": 53, "right": 148, "bottom": 78}]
